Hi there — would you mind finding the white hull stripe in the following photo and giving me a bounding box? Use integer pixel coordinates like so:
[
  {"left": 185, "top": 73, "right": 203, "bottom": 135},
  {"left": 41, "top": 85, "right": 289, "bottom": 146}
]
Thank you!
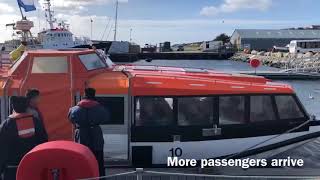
[
  {"left": 18, "top": 128, "right": 35, "bottom": 136},
  {"left": 231, "top": 86, "right": 245, "bottom": 89},
  {"left": 264, "top": 88, "right": 277, "bottom": 90},
  {"left": 189, "top": 84, "right": 206, "bottom": 87},
  {"left": 145, "top": 82, "right": 163, "bottom": 85}
]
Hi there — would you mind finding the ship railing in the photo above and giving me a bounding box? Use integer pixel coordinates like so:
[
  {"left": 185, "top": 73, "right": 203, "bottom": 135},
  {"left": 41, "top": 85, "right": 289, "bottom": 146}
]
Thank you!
[
  {"left": 0, "top": 51, "right": 12, "bottom": 68},
  {"left": 78, "top": 168, "right": 320, "bottom": 180}
]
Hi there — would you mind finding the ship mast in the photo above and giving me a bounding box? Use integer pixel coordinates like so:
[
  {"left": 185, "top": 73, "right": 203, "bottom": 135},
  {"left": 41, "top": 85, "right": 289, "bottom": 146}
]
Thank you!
[
  {"left": 44, "top": 0, "right": 55, "bottom": 29},
  {"left": 18, "top": 6, "right": 25, "bottom": 20},
  {"left": 113, "top": 0, "right": 119, "bottom": 41}
]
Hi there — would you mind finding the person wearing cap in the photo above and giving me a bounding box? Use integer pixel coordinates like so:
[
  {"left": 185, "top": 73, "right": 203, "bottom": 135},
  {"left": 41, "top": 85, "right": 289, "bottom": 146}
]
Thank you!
[
  {"left": 68, "top": 88, "right": 110, "bottom": 177},
  {"left": 26, "top": 89, "right": 48, "bottom": 141},
  {"left": 0, "top": 96, "right": 48, "bottom": 180}
]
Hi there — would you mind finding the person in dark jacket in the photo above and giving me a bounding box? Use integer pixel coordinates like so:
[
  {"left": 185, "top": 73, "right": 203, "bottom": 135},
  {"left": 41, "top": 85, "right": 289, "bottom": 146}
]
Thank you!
[
  {"left": 68, "top": 88, "right": 109, "bottom": 177},
  {"left": 0, "top": 96, "right": 48, "bottom": 180},
  {"left": 26, "top": 89, "right": 48, "bottom": 141}
]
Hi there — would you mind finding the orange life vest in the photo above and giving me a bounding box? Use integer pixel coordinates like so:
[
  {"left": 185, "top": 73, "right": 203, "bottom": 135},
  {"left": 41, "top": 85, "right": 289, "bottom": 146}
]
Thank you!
[{"left": 9, "top": 113, "right": 35, "bottom": 138}]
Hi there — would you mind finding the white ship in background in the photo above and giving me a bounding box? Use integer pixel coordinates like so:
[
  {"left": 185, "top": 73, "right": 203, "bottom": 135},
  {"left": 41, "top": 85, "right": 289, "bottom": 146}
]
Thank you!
[
  {"left": 1, "top": 0, "right": 139, "bottom": 65},
  {"left": 1, "top": 0, "right": 91, "bottom": 52},
  {"left": 38, "top": 0, "right": 91, "bottom": 49}
]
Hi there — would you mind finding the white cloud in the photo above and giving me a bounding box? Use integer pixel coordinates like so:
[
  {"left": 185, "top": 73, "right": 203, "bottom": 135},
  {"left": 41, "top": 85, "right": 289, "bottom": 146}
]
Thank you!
[
  {"left": 200, "top": 0, "right": 272, "bottom": 16},
  {"left": 0, "top": 14, "right": 22, "bottom": 43},
  {"left": 38, "top": 0, "right": 128, "bottom": 12},
  {"left": 0, "top": 10, "right": 308, "bottom": 46},
  {"left": 0, "top": 11, "right": 299, "bottom": 45},
  {"left": 50, "top": 14, "right": 296, "bottom": 45},
  {"left": 0, "top": 3, "right": 15, "bottom": 14}
]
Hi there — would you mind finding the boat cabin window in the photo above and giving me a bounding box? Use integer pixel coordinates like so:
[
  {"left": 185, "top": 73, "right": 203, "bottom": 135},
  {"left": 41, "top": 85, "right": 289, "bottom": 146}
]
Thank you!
[
  {"left": 135, "top": 97, "right": 174, "bottom": 126},
  {"left": 219, "top": 96, "right": 245, "bottom": 125},
  {"left": 10, "top": 52, "right": 27, "bottom": 73},
  {"left": 250, "top": 96, "right": 276, "bottom": 122},
  {"left": 95, "top": 97, "right": 124, "bottom": 125},
  {"left": 79, "top": 53, "right": 106, "bottom": 71},
  {"left": 178, "top": 97, "right": 214, "bottom": 126},
  {"left": 32, "top": 56, "right": 68, "bottom": 73},
  {"left": 275, "top": 95, "right": 305, "bottom": 120}
]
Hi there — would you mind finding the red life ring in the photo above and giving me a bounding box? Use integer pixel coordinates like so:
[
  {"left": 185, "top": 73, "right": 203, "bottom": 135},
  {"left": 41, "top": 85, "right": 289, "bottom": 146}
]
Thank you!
[
  {"left": 250, "top": 58, "right": 261, "bottom": 68},
  {"left": 17, "top": 141, "right": 99, "bottom": 180}
]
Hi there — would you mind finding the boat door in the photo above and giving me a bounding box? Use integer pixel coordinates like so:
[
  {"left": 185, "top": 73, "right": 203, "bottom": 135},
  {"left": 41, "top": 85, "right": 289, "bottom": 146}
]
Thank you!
[
  {"left": 95, "top": 95, "right": 130, "bottom": 165},
  {"left": 20, "top": 55, "right": 73, "bottom": 140}
]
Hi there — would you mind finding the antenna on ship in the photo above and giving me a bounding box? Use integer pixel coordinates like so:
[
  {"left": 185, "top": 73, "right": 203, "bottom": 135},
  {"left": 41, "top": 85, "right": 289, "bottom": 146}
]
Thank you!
[
  {"left": 44, "top": 0, "right": 55, "bottom": 29},
  {"left": 113, "top": 0, "right": 119, "bottom": 41}
]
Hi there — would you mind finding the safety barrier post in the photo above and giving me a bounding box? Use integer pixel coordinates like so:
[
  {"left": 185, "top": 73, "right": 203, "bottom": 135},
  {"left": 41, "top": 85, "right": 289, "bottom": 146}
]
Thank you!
[
  {"left": 136, "top": 168, "right": 143, "bottom": 180},
  {"left": 51, "top": 169, "right": 60, "bottom": 180}
]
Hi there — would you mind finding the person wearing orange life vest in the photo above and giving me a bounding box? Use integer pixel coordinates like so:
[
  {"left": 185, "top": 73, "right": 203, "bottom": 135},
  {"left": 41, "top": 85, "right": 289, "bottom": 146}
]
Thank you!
[
  {"left": 68, "top": 88, "right": 110, "bottom": 177},
  {"left": 0, "top": 96, "right": 48, "bottom": 180},
  {"left": 26, "top": 89, "right": 48, "bottom": 141}
]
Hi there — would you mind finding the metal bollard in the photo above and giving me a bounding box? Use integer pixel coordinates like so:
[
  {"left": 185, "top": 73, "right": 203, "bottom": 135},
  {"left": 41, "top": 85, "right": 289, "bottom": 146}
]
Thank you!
[
  {"left": 136, "top": 168, "right": 143, "bottom": 180},
  {"left": 51, "top": 169, "right": 60, "bottom": 180}
]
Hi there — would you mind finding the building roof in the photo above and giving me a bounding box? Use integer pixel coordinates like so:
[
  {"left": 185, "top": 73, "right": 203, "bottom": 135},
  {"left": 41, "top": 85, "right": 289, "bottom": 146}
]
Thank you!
[{"left": 233, "top": 29, "right": 320, "bottom": 39}]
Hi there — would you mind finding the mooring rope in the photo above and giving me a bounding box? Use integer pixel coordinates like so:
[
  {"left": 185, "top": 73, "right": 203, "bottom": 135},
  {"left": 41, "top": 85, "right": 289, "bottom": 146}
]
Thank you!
[{"left": 78, "top": 171, "right": 136, "bottom": 180}]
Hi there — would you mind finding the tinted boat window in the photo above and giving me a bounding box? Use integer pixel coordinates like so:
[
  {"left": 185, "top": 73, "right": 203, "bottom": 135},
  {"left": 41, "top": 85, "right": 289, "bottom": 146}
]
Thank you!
[
  {"left": 79, "top": 53, "right": 106, "bottom": 70},
  {"left": 178, "top": 97, "right": 213, "bottom": 126},
  {"left": 95, "top": 97, "right": 124, "bottom": 125},
  {"left": 219, "top": 96, "right": 245, "bottom": 125},
  {"left": 135, "top": 97, "right": 174, "bottom": 126},
  {"left": 275, "top": 95, "right": 305, "bottom": 120},
  {"left": 250, "top": 96, "right": 276, "bottom": 122}
]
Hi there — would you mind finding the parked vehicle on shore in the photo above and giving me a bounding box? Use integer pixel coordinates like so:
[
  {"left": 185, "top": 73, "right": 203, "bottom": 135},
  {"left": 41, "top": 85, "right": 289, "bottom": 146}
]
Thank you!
[
  {"left": 272, "top": 45, "right": 289, "bottom": 53},
  {"left": 289, "top": 39, "right": 320, "bottom": 54},
  {"left": 0, "top": 49, "right": 319, "bottom": 167}
]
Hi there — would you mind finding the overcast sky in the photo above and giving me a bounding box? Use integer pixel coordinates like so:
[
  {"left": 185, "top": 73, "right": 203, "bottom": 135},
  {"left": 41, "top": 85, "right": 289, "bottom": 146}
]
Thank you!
[{"left": 0, "top": 0, "right": 319, "bottom": 45}]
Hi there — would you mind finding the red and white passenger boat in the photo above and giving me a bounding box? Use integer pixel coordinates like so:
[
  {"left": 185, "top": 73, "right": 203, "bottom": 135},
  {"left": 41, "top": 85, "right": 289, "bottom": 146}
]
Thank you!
[{"left": 0, "top": 49, "right": 318, "bottom": 167}]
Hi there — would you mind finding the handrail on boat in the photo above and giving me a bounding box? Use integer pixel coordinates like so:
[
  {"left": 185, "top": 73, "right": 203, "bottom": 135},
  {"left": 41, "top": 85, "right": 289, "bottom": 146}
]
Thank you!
[{"left": 78, "top": 168, "right": 320, "bottom": 180}]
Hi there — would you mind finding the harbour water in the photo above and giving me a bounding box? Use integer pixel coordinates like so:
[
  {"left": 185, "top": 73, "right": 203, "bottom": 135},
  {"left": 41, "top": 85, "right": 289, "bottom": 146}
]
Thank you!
[{"left": 134, "top": 59, "right": 320, "bottom": 119}]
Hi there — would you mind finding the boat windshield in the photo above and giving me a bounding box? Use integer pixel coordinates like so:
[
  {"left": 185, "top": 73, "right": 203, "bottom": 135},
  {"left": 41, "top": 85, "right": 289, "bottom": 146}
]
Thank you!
[
  {"left": 10, "top": 52, "right": 27, "bottom": 73},
  {"left": 96, "top": 49, "right": 114, "bottom": 67},
  {"left": 78, "top": 53, "right": 107, "bottom": 70}
]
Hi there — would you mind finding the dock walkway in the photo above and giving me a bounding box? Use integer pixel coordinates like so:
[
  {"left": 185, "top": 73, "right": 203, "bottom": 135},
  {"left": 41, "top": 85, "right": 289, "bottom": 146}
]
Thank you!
[{"left": 110, "top": 51, "right": 235, "bottom": 62}]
